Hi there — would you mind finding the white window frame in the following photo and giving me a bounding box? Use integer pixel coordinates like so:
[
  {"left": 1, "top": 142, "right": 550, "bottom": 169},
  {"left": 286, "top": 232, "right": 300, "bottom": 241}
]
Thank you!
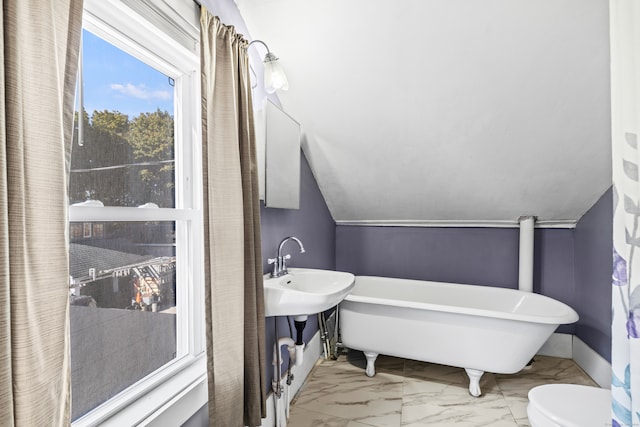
[{"left": 71, "top": 1, "right": 206, "bottom": 425}]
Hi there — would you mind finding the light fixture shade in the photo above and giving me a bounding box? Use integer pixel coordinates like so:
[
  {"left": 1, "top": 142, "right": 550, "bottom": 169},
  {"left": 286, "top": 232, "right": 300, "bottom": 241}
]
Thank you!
[{"left": 263, "top": 52, "right": 289, "bottom": 94}]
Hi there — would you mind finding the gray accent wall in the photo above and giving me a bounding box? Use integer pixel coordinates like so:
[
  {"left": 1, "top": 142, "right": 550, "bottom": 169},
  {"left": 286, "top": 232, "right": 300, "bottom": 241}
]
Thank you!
[
  {"left": 574, "top": 188, "right": 612, "bottom": 362},
  {"left": 260, "top": 151, "right": 336, "bottom": 392},
  {"left": 256, "top": 177, "right": 613, "bottom": 399},
  {"left": 335, "top": 189, "right": 614, "bottom": 360},
  {"left": 336, "top": 226, "right": 578, "bottom": 334},
  {"left": 336, "top": 227, "right": 520, "bottom": 288},
  {"left": 534, "top": 228, "right": 576, "bottom": 329},
  {"left": 260, "top": 152, "right": 336, "bottom": 275}
]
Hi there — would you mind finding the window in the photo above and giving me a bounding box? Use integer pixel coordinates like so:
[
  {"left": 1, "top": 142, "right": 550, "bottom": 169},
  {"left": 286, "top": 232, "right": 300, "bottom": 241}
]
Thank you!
[
  {"left": 83, "top": 222, "right": 92, "bottom": 238},
  {"left": 70, "top": 1, "right": 204, "bottom": 425}
]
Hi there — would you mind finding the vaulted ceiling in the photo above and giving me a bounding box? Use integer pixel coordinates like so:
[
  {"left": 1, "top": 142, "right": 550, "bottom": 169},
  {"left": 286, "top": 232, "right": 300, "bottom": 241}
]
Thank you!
[{"left": 237, "top": 0, "right": 611, "bottom": 227}]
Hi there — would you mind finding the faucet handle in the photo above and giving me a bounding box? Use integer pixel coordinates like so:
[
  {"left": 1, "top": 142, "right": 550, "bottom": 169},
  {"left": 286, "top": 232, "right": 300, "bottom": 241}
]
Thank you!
[
  {"left": 268, "top": 257, "right": 281, "bottom": 278},
  {"left": 283, "top": 254, "right": 291, "bottom": 260}
]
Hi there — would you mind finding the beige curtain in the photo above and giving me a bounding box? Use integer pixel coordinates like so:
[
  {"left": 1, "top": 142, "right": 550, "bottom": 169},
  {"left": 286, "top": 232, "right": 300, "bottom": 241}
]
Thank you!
[
  {"left": 0, "top": 1, "right": 83, "bottom": 426},
  {"left": 200, "top": 8, "right": 266, "bottom": 427}
]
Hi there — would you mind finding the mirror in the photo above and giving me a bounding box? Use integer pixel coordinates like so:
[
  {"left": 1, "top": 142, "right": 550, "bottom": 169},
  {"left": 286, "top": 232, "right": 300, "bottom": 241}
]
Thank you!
[{"left": 264, "top": 100, "right": 300, "bottom": 209}]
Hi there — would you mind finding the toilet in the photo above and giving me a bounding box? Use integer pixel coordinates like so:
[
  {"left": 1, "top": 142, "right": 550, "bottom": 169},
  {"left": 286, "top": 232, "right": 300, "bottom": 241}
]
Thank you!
[{"left": 527, "top": 384, "right": 611, "bottom": 427}]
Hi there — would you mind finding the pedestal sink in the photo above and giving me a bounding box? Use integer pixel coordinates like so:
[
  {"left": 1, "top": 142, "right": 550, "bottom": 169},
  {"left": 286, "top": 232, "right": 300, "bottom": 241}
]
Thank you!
[{"left": 263, "top": 268, "right": 355, "bottom": 318}]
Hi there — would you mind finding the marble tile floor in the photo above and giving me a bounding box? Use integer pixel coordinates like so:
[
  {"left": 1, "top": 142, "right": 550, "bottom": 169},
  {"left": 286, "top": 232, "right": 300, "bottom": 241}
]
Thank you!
[{"left": 285, "top": 349, "right": 598, "bottom": 427}]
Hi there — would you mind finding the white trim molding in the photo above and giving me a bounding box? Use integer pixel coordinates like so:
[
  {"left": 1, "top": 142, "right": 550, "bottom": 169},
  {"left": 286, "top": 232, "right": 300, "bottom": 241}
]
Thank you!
[
  {"left": 536, "top": 332, "right": 574, "bottom": 359},
  {"left": 536, "top": 333, "right": 611, "bottom": 389},
  {"left": 572, "top": 336, "right": 611, "bottom": 389},
  {"left": 334, "top": 219, "right": 577, "bottom": 229}
]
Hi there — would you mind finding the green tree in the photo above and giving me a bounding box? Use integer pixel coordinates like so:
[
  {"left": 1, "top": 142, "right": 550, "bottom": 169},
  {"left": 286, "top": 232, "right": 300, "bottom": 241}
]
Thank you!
[
  {"left": 128, "top": 109, "right": 175, "bottom": 207},
  {"left": 69, "top": 109, "right": 132, "bottom": 206},
  {"left": 69, "top": 108, "right": 175, "bottom": 208},
  {"left": 92, "top": 110, "right": 129, "bottom": 138}
]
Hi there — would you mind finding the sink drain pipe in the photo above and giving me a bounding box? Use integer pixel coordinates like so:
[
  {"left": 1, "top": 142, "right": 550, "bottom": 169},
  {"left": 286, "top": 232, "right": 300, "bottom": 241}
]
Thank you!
[
  {"left": 273, "top": 316, "right": 306, "bottom": 427},
  {"left": 273, "top": 335, "right": 295, "bottom": 425},
  {"left": 293, "top": 316, "right": 307, "bottom": 347},
  {"left": 518, "top": 216, "right": 535, "bottom": 293}
]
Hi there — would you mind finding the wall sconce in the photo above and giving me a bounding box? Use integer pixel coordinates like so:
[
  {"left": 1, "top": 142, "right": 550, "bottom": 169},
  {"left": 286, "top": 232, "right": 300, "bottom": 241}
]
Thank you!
[{"left": 249, "top": 39, "right": 289, "bottom": 94}]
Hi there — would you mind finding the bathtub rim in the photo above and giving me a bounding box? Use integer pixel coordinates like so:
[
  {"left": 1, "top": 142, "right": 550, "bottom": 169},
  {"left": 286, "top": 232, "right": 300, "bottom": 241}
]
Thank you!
[{"left": 344, "top": 275, "right": 579, "bottom": 325}]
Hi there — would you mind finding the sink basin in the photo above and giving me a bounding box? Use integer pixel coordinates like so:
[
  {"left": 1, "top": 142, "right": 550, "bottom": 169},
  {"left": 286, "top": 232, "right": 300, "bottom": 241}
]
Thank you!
[{"left": 263, "top": 268, "right": 355, "bottom": 317}]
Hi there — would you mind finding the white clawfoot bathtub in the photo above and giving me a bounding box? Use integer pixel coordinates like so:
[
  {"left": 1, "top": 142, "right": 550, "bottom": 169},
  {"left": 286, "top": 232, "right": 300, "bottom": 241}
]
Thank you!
[{"left": 339, "top": 276, "right": 578, "bottom": 397}]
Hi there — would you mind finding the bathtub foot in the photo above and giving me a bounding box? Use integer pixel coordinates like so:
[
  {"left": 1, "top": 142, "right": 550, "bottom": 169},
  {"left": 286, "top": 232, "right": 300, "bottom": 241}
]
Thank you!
[
  {"left": 363, "top": 351, "right": 378, "bottom": 377},
  {"left": 464, "top": 368, "right": 484, "bottom": 397}
]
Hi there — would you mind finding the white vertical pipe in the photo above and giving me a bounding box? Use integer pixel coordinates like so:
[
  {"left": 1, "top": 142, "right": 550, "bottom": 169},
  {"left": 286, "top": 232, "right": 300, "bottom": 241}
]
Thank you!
[{"left": 518, "top": 216, "right": 535, "bottom": 293}]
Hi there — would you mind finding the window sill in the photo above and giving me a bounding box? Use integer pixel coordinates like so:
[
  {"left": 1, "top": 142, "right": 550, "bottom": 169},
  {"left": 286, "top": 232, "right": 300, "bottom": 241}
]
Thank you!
[{"left": 72, "top": 353, "right": 207, "bottom": 427}]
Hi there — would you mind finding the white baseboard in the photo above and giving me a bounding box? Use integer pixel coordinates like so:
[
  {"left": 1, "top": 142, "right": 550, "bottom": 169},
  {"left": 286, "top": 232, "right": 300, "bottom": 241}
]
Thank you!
[
  {"left": 536, "top": 333, "right": 573, "bottom": 358},
  {"left": 572, "top": 336, "right": 611, "bottom": 389},
  {"left": 259, "top": 327, "right": 324, "bottom": 427},
  {"left": 536, "top": 333, "right": 611, "bottom": 389}
]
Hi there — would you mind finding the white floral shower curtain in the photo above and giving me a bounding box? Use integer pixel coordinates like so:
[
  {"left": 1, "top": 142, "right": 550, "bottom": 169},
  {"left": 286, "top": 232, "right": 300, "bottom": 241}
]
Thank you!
[{"left": 611, "top": 2, "right": 640, "bottom": 426}]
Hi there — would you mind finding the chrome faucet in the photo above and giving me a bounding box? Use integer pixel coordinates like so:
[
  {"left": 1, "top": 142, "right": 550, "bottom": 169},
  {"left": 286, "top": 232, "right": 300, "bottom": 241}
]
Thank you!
[{"left": 268, "top": 236, "right": 305, "bottom": 277}]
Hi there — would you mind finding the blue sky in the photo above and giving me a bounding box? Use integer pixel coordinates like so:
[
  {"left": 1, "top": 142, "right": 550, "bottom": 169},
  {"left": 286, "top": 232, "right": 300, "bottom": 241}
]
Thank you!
[{"left": 82, "top": 29, "right": 174, "bottom": 119}]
